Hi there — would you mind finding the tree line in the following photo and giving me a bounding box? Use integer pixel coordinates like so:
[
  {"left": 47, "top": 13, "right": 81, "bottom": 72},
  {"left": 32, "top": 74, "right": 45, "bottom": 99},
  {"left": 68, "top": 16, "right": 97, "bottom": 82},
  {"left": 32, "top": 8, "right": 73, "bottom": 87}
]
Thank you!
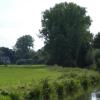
[{"left": 0, "top": 2, "right": 100, "bottom": 68}]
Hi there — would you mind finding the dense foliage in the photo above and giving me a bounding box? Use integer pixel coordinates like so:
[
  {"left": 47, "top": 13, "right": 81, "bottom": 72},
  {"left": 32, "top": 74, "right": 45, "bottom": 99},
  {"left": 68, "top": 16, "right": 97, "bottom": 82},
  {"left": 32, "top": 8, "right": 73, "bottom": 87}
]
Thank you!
[
  {"left": 93, "top": 32, "right": 100, "bottom": 49},
  {"left": 40, "top": 2, "right": 92, "bottom": 67},
  {"left": 94, "top": 49, "right": 100, "bottom": 68},
  {"left": 0, "top": 66, "right": 99, "bottom": 100},
  {"left": 0, "top": 47, "right": 15, "bottom": 64},
  {"left": 0, "top": 1, "right": 100, "bottom": 100},
  {"left": 14, "top": 35, "right": 34, "bottom": 60},
  {"left": 93, "top": 32, "right": 100, "bottom": 68},
  {"left": 0, "top": 2, "right": 100, "bottom": 69}
]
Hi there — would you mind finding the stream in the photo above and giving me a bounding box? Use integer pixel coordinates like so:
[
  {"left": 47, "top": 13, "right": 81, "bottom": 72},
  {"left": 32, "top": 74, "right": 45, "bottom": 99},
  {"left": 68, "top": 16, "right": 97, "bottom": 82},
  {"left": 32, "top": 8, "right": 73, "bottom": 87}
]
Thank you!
[
  {"left": 76, "top": 90, "right": 100, "bottom": 100},
  {"left": 91, "top": 90, "right": 100, "bottom": 100},
  {"left": 69, "top": 89, "right": 100, "bottom": 100}
]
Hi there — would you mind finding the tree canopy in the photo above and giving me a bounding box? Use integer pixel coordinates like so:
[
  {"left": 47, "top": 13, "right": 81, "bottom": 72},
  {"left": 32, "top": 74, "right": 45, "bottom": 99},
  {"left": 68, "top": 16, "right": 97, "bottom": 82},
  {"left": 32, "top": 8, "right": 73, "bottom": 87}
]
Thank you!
[
  {"left": 0, "top": 47, "right": 15, "bottom": 64},
  {"left": 93, "top": 32, "right": 100, "bottom": 49},
  {"left": 40, "top": 2, "right": 92, "bottom": 67},
  {"left": 15, "top": 35, "right": 34, "bottom": 60}
]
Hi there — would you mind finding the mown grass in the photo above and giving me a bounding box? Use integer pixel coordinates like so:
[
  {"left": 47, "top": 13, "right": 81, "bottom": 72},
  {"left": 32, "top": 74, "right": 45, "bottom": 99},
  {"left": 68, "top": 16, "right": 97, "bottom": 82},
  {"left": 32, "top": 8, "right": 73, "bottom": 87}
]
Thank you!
[{"left": 0, "top": 65, "right": 100, "bottom": 100}]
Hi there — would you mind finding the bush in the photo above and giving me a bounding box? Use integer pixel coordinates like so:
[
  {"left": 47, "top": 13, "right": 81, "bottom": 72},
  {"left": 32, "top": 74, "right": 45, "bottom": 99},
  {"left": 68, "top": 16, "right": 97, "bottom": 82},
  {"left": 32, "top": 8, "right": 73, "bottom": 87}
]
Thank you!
[
  {"left": 96, "top": 59, "right": 100, "bottom": 68},
  {"left": 16, "top": 59, "right": 34, "bottom": 65},
  {"left": 94, "top": 49, "right": 100, "bottom": 68},
  {"left": 64, "top": 79, "right": 80, "bottom": 95},
  {"left": 54, "top": 82, "right": 64, "bottom": 100},
  {"left": 80, "top": 76, "right": 91, "bottom": 90},
  {"left": 1, "top": 90, "right": 9, "bottom": 96},
  {"left": 25, "top": 87, "right": 40, "bottom": 100},
  {"left": 41, "top": 79, "right": 51, "bottom": 100},
  {"left": 9, "top": 92, "right": 19, "bottom": 100},
  {"left": 90, "top": 74, "right": 100, "bottom": 86},
  {"left": 86, "top": 50, "right": 94, "bottom": 66}
]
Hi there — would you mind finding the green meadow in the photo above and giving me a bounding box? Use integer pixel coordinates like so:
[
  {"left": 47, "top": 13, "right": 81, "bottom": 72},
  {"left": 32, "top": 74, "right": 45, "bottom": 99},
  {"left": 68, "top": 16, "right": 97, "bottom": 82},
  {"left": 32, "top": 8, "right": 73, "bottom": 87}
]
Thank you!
[{"left": 0, "top": 65, "right": 61, "bottom": 88}]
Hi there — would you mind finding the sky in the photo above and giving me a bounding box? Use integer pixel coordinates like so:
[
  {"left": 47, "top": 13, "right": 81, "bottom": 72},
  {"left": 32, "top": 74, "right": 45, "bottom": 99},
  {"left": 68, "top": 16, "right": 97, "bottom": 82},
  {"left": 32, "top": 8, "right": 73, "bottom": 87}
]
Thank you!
[{"left": 0, "top": 0, "right": 100, "bottom": 51}]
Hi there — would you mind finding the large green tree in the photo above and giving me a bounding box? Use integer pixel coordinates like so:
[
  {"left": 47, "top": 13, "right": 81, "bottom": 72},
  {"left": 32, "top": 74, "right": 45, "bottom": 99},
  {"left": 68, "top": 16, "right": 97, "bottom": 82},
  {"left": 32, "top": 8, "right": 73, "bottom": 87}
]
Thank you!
[
  {"left": 40, "top": 2, "right": 92, "bottom": 67},
  {"left": 93, "top": 32, "right": 100, "bottom": 49},
  {"left": 15, "top": 35, "right": 34, "bottom": 60},
  {"left": 0, "top": 47, "right": 15, "bottom": 64},
  {"left": 93, "top": 32, "right": 100, "bottom": 68},
  {"left": 77, "top": 32, "right": 93, "bottom": 67}
]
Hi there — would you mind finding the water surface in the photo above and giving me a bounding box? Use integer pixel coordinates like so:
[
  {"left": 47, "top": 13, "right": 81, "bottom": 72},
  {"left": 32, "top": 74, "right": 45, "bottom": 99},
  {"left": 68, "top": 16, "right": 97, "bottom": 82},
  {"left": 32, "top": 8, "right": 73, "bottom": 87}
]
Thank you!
[{"left": 76, "top": 90, "right": 100, "bottom": 100}]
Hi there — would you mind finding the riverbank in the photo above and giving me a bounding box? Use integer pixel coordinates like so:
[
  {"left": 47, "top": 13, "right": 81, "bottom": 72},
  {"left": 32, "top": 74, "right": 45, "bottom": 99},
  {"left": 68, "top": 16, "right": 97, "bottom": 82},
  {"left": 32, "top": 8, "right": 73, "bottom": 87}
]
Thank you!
[{"left": 0, "top": 65, "right": 100, "bottom": 100}]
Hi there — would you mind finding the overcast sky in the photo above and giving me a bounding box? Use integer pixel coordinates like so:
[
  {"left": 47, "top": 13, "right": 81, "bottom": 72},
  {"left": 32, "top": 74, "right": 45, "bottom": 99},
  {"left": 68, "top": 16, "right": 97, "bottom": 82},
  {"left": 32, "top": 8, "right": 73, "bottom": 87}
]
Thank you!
[{"left": 0, "top": 0, "right": 100, "bottom": 51}]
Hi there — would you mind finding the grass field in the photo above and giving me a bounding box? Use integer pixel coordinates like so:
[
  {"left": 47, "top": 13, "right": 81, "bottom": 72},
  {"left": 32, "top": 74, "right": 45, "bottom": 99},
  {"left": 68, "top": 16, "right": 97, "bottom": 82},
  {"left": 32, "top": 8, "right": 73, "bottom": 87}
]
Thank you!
[
  {"left": 0, "top": 65, "right": 99, "bottom": 88},
  {"left": 0, "top": 65, "right": 61, "bottom": 88}
]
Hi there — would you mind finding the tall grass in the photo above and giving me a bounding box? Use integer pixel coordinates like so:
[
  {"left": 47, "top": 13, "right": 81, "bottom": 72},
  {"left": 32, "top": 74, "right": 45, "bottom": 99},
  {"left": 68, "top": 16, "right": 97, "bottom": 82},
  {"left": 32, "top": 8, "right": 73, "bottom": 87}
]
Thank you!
[{"left": 0, "top": 66, "right": 100, "bottom": 100}]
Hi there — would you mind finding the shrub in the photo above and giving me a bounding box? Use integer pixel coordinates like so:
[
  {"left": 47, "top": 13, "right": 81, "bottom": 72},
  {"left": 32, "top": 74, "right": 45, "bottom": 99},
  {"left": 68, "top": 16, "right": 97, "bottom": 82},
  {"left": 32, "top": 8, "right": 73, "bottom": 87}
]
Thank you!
[
  {"left": 1, "top": 90, "right": 9, "bottom": 96},
  {"left": 16, "top": 59, "right": 33, "bottom": 65},
  {"left": 86, "top": 50, "right": 94, "bottom": 66},
  {"left": 94, "top": 49, "right": 100, "bottom": 68},
  {"left": 90, "top": 74, "right": 100, "bottom": 86},
  {"left": 64, "top": 79, "right": 80, "bottom": 95},
  {"left": 25, "top": 87, "right": 40, "bottom": 100},
  {"left": 9, "top": 92, "right": 19, "bottom": 100},
  {"left": 54, "top": 82, "right": 64, "bottom": 100},
  {"left": 41, "top": 79, "right": 51, "bottom": 100},
  {"left": 96, "top": 59, "right": 100, "bottom": 68},
  {"left": 80, "top": 76, "right": 91, "bottom": 90}
]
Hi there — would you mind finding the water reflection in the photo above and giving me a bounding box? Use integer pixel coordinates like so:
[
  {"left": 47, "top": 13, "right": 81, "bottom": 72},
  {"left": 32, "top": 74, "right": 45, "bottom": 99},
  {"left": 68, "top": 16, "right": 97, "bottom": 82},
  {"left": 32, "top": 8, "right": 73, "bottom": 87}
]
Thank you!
[
  {"left": 91, "top": 92, "right": 96, "bottom": 100},
  {"left": 91, "top": 91, "right": 100, "bottom": 100},
  {"left": 72, "top": 90, "right": 100, "bottom": 100}
]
